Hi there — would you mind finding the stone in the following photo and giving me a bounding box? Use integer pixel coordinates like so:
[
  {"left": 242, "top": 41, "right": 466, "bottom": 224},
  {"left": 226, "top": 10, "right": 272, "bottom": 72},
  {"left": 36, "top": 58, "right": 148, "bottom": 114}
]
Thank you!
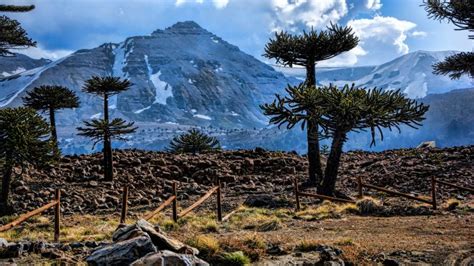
[
  {"left": 0, "top": 238, "right": 8, "bottom": 248},
  {"left": 417, "top": 141, "right": 436, "bottom": 149},
  {"left": 112, "top": 219, "right": 197, "bottom": 255},
  {"left": 86, "top": 235, "right": 157, "bottom": 266},
  {"left": 243, "top": 195, "right": 279, "bottom": 208},
  {"left": 131, "top": 250, "right": 209, "bottom": 266}
]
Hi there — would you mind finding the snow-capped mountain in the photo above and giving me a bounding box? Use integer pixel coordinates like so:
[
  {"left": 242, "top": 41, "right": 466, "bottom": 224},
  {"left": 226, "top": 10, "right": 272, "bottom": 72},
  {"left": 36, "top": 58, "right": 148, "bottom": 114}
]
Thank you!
[
  {"left": 275, "top": 50, "right": 473, "bottom": 98},
  {"left": 1, "top": 21, "right": 472, "bottom": 154},
  {"left": 0, "top": 21, "right": 290, "bottom": 128}
]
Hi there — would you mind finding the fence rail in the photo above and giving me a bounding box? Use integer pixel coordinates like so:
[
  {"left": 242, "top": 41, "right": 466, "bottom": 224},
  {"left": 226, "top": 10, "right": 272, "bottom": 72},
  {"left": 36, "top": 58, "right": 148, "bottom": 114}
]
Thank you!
[
  {"left": 294, "top": 178, "right": 355, "bottom": 211},
  {"left": 0, "top": 188, "right": 61, "bottom": 242}
]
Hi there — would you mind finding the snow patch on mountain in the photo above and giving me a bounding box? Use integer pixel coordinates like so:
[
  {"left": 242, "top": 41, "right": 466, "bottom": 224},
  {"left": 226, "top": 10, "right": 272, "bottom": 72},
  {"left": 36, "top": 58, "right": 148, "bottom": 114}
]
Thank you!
[
  {"left": 1, "top": 67, "right": 26, "bottom": 77},
  {"left": 144, "top": 55, "right": 174, "bottom": 105},
  {"left": 193, "top": 114, "right": 212, "bottom": 120}
]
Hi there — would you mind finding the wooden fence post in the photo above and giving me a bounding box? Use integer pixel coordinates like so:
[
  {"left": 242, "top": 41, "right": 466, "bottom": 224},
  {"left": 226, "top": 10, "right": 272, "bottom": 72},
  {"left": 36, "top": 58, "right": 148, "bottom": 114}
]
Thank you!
[
  {"left": 54, "top": 188, "right": 60, "bottom": 242},
  {"left": 431, "top": 176, "right": 437, "bottom": 210},
  {"left": 294, "top": 177, "right": 300, "bottom": 211},
  {"left": 357, "top": 176, "right": 363, "bottom": 199},
  {"left": 216, "top": 180, "right": 222, "bottom": 222},
  {"left": 172, "top": 182, "right": 178, "bottom": 223},
  {"left": 120, "top": 185, "right": 129, "bottom": 224}
]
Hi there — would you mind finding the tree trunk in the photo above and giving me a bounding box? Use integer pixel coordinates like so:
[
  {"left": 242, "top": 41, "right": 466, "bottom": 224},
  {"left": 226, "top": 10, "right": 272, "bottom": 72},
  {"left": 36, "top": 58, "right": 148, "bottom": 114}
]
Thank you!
[
  {"left": 103, "top": 94, "right": 112, "bottom": 181},
  {"left": 49, "top": 108, "right": 60, "bottom": 158},
  {"left": 307, "top": 119, "right": 323, "bottom": 185},
  {"left": 1, "top": 160, "right": 13, "bottom": 207},
  {"left": 319, "top": 130, "right": 346, "bottom": 196},
  {"left": 305, "top": 61, "right": 323, "bottom": 186}
]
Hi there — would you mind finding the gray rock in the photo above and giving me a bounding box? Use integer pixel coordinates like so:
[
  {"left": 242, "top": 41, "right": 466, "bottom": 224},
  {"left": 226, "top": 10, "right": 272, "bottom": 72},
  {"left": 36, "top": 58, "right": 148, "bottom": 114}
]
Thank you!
[
  {"left": 0, "top": 238, "right": 8, "bottom": 248},
  {"left": 131, "top": 250, "right": 209, "bottom": 266},
  {"left": 417, "top": 141, "right": 436, "bottom": 149},
  {"left": 112, "top": 219, "right": 197, "bottom": 255},
  {"left": 86, "top": 235, "right": 157, "bottom": 266}
]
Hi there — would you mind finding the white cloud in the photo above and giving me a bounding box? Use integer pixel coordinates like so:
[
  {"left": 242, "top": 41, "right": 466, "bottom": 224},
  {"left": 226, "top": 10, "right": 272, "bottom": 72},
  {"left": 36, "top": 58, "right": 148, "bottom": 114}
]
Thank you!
[
  {"left": 212, "top": 0, "right": 229, "bottom": 9},
  {"left": 319, "top": 46, "right": 367, "bottom": 67},
  {"left": 365, "top": 0, "right": 382, "bottom": 10},
  {"left": 412, "top": 31, "right": 428, "bottom": 37},
  {"left": 348, "top": 16, "right": 417, "bottom": 54},
  {"left": 270, "top": 0, "right": 349, "bottom": 32},
  {"left": 18, "top": 46, "right": 73, "bottom": 60}
]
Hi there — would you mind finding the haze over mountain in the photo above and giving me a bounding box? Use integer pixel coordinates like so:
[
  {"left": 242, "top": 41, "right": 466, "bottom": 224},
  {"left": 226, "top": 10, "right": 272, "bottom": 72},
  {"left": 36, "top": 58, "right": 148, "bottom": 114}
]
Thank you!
[{"left": 0, "top": 21, "right": 472, "bottom": 154}]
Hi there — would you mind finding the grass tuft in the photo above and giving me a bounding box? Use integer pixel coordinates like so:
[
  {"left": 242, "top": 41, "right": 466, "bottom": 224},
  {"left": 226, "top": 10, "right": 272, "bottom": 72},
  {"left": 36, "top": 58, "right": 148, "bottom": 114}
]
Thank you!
[
  {"left": 295, "top": 239, "right": 320, "bottom": 252},
  {"left": 220, "top": 251, "right": 251, "bottom": 266}
]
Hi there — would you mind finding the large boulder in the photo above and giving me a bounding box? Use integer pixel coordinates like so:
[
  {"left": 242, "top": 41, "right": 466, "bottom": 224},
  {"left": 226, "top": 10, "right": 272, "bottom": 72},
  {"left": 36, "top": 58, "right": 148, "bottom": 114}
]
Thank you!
[
  {"left": 113, "top": 219, "right": 197, "bottom": 255},
  {"left": 131, "top": 250, "right": 209, "bottom": 266},
  {"left": 86, "top": 235, "right": 157, "bottom": 266}
]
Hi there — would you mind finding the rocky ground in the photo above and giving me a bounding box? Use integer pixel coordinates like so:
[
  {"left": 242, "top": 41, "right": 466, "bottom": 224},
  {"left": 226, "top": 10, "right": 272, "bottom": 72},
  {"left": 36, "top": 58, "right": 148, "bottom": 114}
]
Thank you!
[
  {"left": 7, "top": 145, "right": 474, "bottom": 215},
  {"left": 1, "top": 146, "right": 473, "bottom": 265}
]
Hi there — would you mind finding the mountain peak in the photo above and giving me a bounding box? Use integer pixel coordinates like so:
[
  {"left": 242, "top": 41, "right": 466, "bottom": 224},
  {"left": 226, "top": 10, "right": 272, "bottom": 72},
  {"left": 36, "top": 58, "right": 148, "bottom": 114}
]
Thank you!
[{"left": 156, "top": 21, "right": 208, "bottom": 35}]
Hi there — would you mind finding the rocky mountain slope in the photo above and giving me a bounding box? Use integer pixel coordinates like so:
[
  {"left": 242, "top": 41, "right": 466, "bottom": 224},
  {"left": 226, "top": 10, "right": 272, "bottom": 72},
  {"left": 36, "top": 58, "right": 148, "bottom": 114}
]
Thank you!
[
  {"left": 0, "top": 21, "right": 290, "bottom": 128},
  {"left": 8, "top": 146, "right": 473, "bottom": 215},
  {"left": 275, "top": 50, "right": 473, "bottom": 98},
  {"left": 0, "top": 53, "right": 50, "bottom": 78}
]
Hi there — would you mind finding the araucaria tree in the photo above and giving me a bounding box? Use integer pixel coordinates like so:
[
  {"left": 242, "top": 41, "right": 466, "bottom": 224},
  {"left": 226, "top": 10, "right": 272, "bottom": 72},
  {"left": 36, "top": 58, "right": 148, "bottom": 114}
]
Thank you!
[
  {"left": 23, "top": 85, "right": 80, "bottom": 157},
  {"left": 169, "top": 129, "right": 220, "bottom": 154},
  {"left": 264, "top": 23, "right": 359, "bottom": 185},
  {"left": 423, "top": 0, "right": 474, "bottom": 79},
  {"left": 262, "top": 83, "right": 429, "bottom": 196},
  {"left": 0, "top": 107, "right": 51, "bottom": 213},
  {"left": 77, "top": 76, "right": 137, "bottom": 181},
  {"left": 0, "top": 4, "right": 36, "bottom": 56}
]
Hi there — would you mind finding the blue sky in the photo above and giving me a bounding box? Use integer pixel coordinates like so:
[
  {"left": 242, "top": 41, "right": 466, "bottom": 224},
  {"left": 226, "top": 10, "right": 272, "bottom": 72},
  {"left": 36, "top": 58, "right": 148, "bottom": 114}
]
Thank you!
[{"left": 4, "top": 0, "right": 473, "bottom": 66}]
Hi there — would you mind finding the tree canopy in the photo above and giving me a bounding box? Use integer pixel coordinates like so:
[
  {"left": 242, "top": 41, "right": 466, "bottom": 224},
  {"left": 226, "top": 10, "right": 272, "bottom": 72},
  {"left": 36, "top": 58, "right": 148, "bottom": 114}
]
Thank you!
[
  {"left": 77, "top": 118, "right": 137, "bottom": 149},
  {"left": 423, "top": 0, "right": 474, "bottom": 79},
  {"left": 0, "top": 107, "right": 51, "bottom": 210},
  {"left": 0, "top": 15, "right": 36, "bottom": 56},
  {"left": 168, "top": 129, "right": 220, "bottom": 154},
  {"left": 23, "top": 85, "right": 80, "bottom": 111},
  {"left": 82, "top": 76, "right": 132, "bottom": 97},
  {"left": 264, "top": 23, "right": 359, "bottom": 68}
]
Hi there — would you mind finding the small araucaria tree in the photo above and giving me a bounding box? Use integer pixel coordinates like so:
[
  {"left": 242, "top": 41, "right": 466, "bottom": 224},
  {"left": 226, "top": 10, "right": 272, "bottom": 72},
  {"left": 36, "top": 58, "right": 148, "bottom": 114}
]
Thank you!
[
  {"left": 262, "top": 83, "right": 429, "bottom": 196},
  {"left": 0, "top": 4, "right": 36, "bottom": 56},
  {"left": 0, "top": 107, "right": 51, "bottom": 213},
  {"left": 77, "top": 76, "right": 137, "bottom": 181},
  {"left": 23, "top": 85, "right": 80, "bottom": 158},
  {"left": 423, "top": 0, "right": 474, "bottom": 79},
  {"left": 168, "top": 129, "right": 220, "bottom": 154},
  {"left": 264, "top": 23, "right": 359, "bottom": 185}
]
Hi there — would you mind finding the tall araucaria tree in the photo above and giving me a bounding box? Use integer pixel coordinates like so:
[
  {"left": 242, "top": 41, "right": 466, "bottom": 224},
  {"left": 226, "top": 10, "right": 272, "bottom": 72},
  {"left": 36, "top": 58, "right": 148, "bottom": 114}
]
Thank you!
[
  {"left": 23, "top": 85, "right": 80, "bottom": 158},
  {"left": 317, "top": 85, "right": 429, "bottom": 196},
  {"left": 77, "top": 76, "right": 137, "bottom": 181},
  {"left": 262, "top": 83, "right": 429, "bottom": 196},
  {"left": 0, "top": 107, "right": 51, "bottom": 214},
  {"left": 0, "top": 4, "right": 36, "bottom": 56},
  {"left": 263, "top": 23, "right": 359, "bottom": 185},
  {"left": 423, "top": 0, "right": 474, "bottom": 79}
]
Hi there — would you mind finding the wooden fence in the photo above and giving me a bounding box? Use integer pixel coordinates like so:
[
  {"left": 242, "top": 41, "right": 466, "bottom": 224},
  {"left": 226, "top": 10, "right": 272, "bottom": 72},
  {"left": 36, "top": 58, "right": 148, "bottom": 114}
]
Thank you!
[
  {"left": 294, "top": 175, "right": 473, "bottom": 211},
  {"left": 120, "top": 180, "right": 223, "bottom": 224},
  {"left": 0, "top": 189, "right": 61, "bottom": 242}
]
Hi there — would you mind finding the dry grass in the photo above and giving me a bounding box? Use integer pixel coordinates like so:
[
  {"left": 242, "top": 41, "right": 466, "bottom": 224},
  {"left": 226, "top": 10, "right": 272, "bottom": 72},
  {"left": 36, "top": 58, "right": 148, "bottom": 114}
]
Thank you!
[
  {"left": 0, "top": 215, "right": 120, "bottom": 242},
  {"left": 295, "top": 201, "right": 358, "bottom": 220},
  {"left": 294, "top": 239, "right": 321, "bottom": 252}
]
